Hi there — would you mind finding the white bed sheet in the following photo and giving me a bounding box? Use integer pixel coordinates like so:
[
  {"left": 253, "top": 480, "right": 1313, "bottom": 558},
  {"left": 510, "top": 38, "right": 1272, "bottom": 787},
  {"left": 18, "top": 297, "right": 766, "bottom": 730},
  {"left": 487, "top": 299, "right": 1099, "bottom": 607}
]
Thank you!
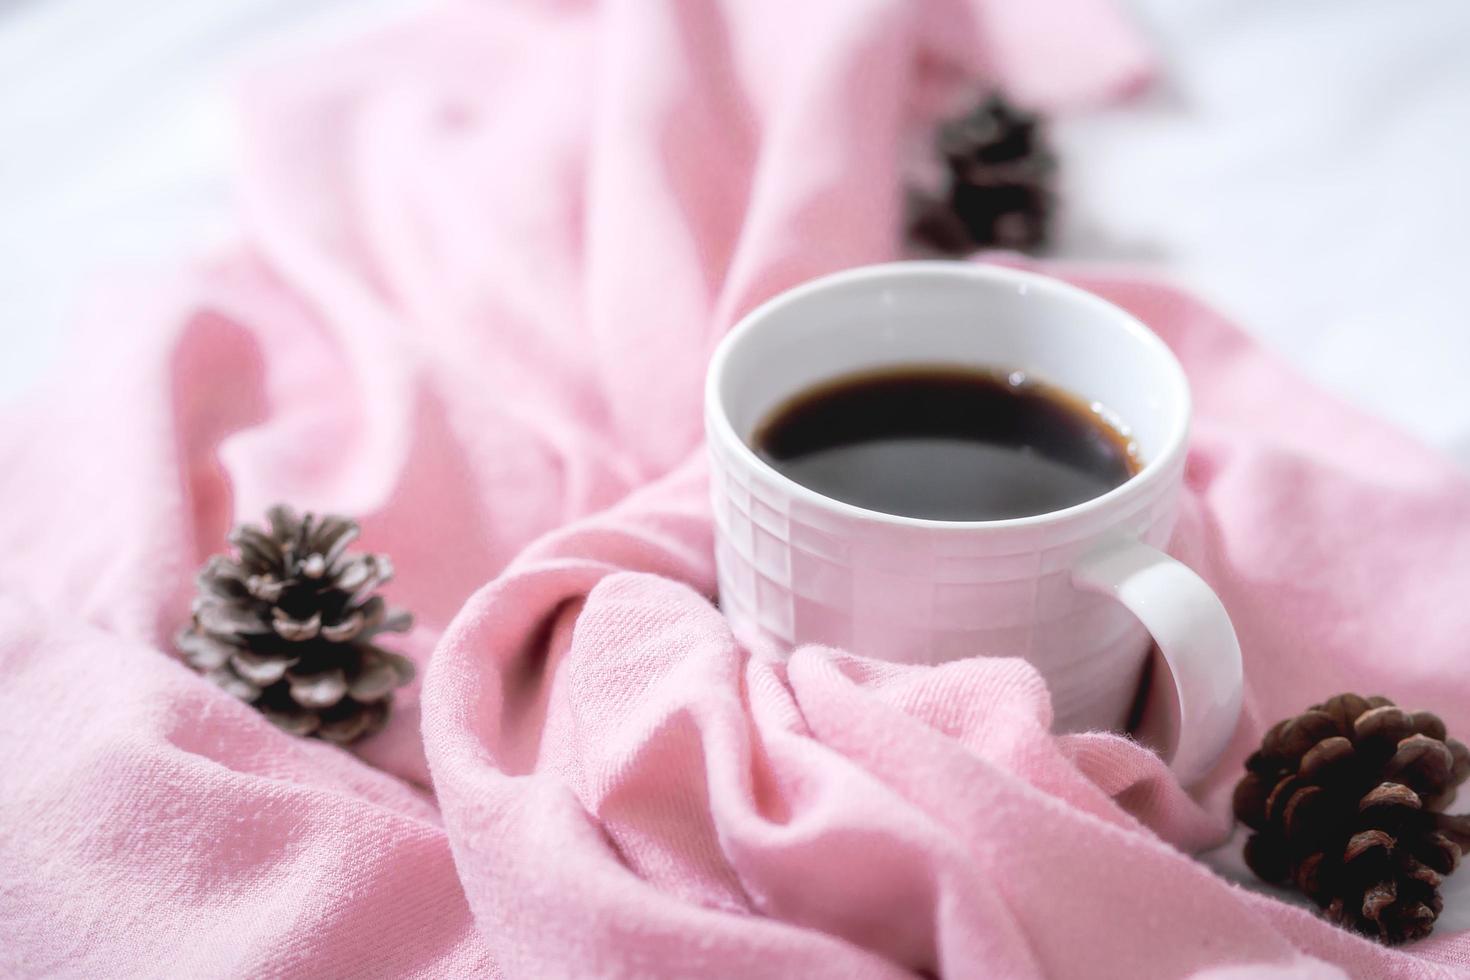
[
  {"left": 1, "top": 0, "right": 1467, "bottom": 466},
  {"left": 0, "top": 0, "right": 413, "bottom": 395},
  {"left": 1056, "top": 0, "right": 1470, "bottom": 467}
]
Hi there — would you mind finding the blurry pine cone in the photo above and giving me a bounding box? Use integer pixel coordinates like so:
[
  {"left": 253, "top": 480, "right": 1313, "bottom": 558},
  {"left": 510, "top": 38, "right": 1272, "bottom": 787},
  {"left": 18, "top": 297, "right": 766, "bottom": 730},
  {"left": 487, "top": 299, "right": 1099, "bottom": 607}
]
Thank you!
[
  {"left": 176, "top": 505, "right": 415, "bottom": 744},
  {"left": 1234, "top": 694, "right": 1470, "bottom": 944},
  {"left": 908, "top": 93, "right": 1056, "bottom": 254}
]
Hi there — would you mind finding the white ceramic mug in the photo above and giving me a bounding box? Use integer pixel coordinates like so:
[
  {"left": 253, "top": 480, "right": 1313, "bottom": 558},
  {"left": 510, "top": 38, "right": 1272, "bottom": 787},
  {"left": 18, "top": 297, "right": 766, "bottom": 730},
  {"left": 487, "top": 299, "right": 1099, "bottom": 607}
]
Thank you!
[{"left": 705, "top": 262, "right": 1242, "bottom": 784}]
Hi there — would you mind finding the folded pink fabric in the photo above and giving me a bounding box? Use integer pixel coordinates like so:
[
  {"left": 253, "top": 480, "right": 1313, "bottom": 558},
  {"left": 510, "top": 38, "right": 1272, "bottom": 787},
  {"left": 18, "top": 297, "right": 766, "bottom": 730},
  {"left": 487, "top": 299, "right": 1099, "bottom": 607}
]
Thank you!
[{"left": 3, "top": 1, "right": 1470, "bottom": 977}]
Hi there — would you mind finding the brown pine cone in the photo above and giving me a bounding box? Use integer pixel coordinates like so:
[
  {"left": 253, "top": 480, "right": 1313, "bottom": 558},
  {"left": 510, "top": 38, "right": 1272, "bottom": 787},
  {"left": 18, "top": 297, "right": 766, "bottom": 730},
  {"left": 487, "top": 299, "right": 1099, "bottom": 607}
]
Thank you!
[
  {"left": 176, "top": 505, "right": 415, "bottom": 743},
  {"left": 908, "top": 93, "right": 1056, "bottom": 255},
  {"left": 1234, "top": 694, "right": 1470, "bottom": 944}
]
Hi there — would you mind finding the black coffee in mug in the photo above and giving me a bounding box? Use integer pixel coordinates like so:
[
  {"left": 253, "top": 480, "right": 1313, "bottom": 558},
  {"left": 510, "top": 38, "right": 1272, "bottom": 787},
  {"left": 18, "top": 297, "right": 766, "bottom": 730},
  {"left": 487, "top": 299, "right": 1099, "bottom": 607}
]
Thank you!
[{"left": 753, "top": 366, "right": 1140, "bottom": 521}]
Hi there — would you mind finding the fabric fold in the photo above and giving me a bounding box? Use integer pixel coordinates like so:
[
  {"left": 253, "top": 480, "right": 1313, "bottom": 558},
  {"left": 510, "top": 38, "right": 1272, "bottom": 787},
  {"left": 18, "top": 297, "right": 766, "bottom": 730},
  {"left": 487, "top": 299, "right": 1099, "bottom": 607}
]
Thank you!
[{"left": 6, "top": 1, "right": 1470, "bottom": 978}]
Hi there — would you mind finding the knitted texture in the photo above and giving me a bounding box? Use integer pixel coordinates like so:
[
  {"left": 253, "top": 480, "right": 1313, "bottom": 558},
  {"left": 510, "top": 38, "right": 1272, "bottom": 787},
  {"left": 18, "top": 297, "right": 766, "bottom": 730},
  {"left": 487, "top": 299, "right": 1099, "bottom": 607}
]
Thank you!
[{"left": 7, "top": 2, "right": 1470, "bottom": 978}]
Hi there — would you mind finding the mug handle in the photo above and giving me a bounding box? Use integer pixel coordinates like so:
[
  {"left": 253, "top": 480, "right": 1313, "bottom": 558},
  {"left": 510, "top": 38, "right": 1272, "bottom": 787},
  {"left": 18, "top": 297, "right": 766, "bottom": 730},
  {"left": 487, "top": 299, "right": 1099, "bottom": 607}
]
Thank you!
[{"left": 1071, "top": 537, "right": 1243, "bottom": 786}]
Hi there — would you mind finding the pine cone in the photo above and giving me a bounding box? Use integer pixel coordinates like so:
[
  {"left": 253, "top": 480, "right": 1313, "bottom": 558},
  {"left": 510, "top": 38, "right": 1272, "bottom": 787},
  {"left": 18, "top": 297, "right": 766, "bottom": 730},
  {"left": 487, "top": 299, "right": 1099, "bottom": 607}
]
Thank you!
[
  {"left": 908, "top": 94, "right": 1056, "bottom": 255},
  {"left": 176, "top": 505, "right": 415, "bottom": 743},
  {"left": 1234, "top": 694, "right": 1470, "bottom": 944}
]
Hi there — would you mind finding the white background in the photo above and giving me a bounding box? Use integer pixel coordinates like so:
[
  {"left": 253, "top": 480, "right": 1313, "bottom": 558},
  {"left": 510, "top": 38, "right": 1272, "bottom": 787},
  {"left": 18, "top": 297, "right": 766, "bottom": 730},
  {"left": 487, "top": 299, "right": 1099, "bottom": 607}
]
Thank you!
[{"left": 1, "top": 0, "right": 1467, "bottom": 467}]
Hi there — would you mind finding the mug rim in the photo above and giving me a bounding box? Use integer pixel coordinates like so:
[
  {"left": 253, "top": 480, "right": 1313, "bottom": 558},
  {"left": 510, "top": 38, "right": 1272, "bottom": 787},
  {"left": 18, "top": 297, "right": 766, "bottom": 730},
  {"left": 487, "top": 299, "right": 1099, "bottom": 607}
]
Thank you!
[{"left": 704, "top": 261, "right": 1192, "bottom": 531}]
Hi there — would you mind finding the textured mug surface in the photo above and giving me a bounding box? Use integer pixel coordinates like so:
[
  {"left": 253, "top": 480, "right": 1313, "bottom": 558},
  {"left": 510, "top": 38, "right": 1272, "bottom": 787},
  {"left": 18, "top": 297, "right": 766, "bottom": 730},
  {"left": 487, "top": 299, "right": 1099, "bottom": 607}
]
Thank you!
[{"left": 706, "top": 262, "right": 1241, "bottom": 776}]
